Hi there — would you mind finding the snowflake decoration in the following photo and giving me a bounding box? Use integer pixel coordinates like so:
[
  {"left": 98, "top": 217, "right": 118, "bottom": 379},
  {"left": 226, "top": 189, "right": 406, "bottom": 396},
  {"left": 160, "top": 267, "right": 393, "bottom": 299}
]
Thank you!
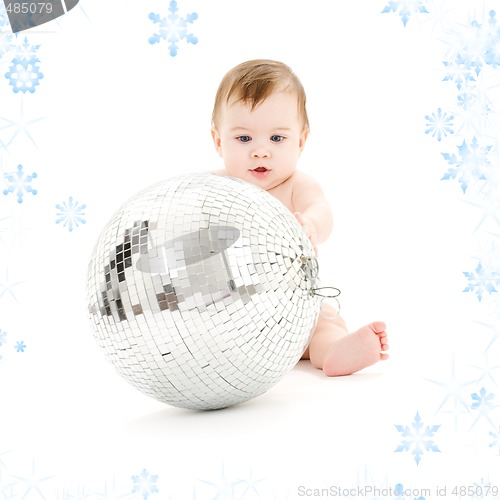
[
  {"left": 443, "top": 22, "right": 484, "bottom": 79},
  {"left": 0, "top": 2, "right": 9, "bottom": 27},
  {"left": 381, "top": 0, "right": 429, "bottom": 27},
  {"left": 0, "top": 98, "right": 47, "bottom": 149},
  {"left": 441, "top": 13, "right": 500, "bottom": 81},
  {"left": 463, "top": 262, "right": 499, "bottom": 302},
  {"left": 470, "top": 387, "right": 496, "bottom": 429},
  {"left": 466, "top": 174, "right": 500, "bottom": 232},
  {"left": 0, "top": 329, "right": 7, "bottom": 346},
  {"left": 441, "top": 137, "right": 493, "bottom": 193},
  {"left": 442, "top": 55, "right": 478, "bottom": 91},
  {"left": 0, "top": 269, "right": 23, "bottom": 302},
  {"left": 55, "top": 197, "right": 87, "bottom": 232},
  {"left": 14, "top": 340, "right": 26, "bottom": 352},
  {"left": 11, "top": 458, "right": 55, "bottom": 498},
  {"left": 468, "top": 479, "right": 497, "bottom": 500},
  {"left": 395, "top": 412, "right": 441, "bottom": 465},
  {"left": 457, "top": 91, "right": 477, "bottom": 110},
  {"left": 131, "top": 469, "right": 159, "bottom": 500},
  {"left": 483, "top": 11, "right": 500, "bottom": 68},
  {"left": 441, "top": 11, "right": 500, "bottom": 108},
  {"left": 10, "top": 36, "right": 41, "bottom": 60},
  {"left": 424, "top": 108, "right": 454, "bottom": 141},
  {"left": 0, "top": 8, "right": 15, "bottom": 61},
  {"left": 0, "top": 33, "right": 14, "bottom": 62},
  {"left": 471, "top": 387, "right": 495, "bottom": 410},
  {"left": 471, "top": 350, "right": 500, "bottom": 387},
  {"left": 425, "top": 356, "right": 474, "bottom": 430},
  {"left": 3, "top": 164, "right": 38, "bottom": 203},
  {"left": 148, "top": 0, "right": 198, "bottom": 57},
  {"left": 489, "top": 427, "right": 500, "bottom": 455},
  {"left": 5, "top": 56, "right": 44, "bottom": 93}
]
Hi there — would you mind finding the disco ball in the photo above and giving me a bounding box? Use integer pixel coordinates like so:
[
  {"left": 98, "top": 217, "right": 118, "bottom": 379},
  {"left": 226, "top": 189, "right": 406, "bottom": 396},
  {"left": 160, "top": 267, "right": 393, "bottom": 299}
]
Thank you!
[{"left": 87, "top": 174, "right": 321, "bottom": 410}]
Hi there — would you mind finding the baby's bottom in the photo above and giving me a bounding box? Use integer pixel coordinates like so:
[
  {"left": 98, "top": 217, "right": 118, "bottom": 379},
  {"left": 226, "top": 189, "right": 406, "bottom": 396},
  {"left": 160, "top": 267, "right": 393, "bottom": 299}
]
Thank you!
[{"left": 301, "top": 305, "right": 389, "bottom": 376}]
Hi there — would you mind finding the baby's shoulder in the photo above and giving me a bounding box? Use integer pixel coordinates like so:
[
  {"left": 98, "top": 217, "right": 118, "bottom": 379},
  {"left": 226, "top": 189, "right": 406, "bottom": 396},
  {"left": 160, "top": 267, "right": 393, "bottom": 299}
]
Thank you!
[{"left": 290, "top": 170, "right": 321, "bottom": 190}]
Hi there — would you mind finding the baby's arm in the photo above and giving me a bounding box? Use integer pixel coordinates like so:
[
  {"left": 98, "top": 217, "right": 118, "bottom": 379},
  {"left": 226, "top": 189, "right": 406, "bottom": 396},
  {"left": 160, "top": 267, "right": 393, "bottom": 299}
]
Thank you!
[{"left": 291, "top": 172, "right": 333, "bottom": 248}]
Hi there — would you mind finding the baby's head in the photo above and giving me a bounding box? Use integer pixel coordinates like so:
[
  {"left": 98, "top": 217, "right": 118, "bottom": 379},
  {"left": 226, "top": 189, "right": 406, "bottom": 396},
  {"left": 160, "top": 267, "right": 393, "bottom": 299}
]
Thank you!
[
  {"left": 211, "top": 60, "right": 310, "bottom": 190},
  {"left": 211, "top": 59, "right": 309, "bottom": 134}
]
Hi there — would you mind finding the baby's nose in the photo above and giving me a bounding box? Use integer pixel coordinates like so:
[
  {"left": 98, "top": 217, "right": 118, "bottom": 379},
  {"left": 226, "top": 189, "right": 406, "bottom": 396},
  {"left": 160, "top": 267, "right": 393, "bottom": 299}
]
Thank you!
[{"left": 251, "top": 146, "right": 270, "bottom": 158}]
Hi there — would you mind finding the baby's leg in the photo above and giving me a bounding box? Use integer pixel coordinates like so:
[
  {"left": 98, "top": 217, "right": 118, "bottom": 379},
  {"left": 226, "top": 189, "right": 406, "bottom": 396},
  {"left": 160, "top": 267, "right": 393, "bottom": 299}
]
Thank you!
[{"left": 303, "top": 306, "right": 389, "bottom": 376}]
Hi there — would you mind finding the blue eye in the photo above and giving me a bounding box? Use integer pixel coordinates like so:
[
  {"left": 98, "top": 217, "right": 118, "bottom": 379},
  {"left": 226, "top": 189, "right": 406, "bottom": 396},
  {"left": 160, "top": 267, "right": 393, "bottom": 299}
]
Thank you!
[
  {"left": 270, "top": 135, "right": 284, "bottom": 142},
  {"left": 237, "top": 136, "right": 251, "bottom": 143}
]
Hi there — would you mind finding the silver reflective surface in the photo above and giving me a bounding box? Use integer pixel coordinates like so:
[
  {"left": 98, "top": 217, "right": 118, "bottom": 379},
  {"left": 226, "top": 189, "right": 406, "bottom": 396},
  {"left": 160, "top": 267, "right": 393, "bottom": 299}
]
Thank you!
[{"left": 87, "top": 174, "right": 321, "bottom": 410}]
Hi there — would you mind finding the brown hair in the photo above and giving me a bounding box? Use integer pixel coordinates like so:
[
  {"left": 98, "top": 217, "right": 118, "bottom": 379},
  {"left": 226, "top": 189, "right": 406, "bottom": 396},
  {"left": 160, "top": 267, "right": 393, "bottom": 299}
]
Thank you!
[{"left": 211, "top": 59, "right": 309, "bottom": 132}]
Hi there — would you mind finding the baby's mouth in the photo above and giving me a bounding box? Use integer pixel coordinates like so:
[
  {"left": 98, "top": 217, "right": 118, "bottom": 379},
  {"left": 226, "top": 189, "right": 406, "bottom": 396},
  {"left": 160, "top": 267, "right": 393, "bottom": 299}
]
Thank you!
[{"left": 250, "top": 166, "right": 271, "bottom": 179}]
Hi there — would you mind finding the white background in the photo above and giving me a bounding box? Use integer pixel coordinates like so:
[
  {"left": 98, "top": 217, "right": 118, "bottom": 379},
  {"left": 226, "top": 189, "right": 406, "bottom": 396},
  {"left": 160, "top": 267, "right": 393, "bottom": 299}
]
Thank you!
[{"left": 1, "top": 1, "right": 500, "bottom": 498}]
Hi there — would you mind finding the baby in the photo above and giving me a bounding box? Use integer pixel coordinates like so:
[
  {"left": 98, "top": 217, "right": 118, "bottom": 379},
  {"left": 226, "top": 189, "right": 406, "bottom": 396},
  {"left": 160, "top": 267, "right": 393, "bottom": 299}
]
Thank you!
[{"left": 210, "top": 59, "right": 389, "bottom": 376}]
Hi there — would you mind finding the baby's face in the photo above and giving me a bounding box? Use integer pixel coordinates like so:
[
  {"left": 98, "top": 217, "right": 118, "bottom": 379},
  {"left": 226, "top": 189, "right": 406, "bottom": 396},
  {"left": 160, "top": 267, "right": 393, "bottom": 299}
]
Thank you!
[{"left": 212, "top": 92, "right": 308, "bottom": 191}]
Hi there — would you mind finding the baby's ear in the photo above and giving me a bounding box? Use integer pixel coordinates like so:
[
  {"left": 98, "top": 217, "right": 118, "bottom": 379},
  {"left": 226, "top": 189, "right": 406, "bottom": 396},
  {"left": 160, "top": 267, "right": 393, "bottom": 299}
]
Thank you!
[
  {"left": 211, "top": 128, "right": 223, "bottom": 157},
  {"left": 299, "top": 129, "right": 309, "bottom": 153}
]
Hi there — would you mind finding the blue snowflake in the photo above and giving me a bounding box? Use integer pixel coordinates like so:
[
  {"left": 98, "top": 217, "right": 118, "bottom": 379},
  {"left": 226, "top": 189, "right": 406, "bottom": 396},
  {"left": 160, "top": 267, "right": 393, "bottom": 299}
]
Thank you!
[
  {"left": 470, "top": 479, "right": 498, "bottom": 500},
  {"left": 148, "top": 0, "right": 198, "bottom": 57},
  {"left": 3, "top": 164, "right": 38, "bottom": 203},
  {"left": 5, "top": 56, "right": 44, "bottom": 93},
  {"left": 395, "top": 412, "right": 441, "bottom": 465},
  {"left": 457, "top": 91, "right": 477, "bottom": 110},
  {"left": 441, "top": 11, "right": 500, "bottom": 98},
  {"left": 441, "top": 17, "right": 491, "bottom": 85},
  {"left": 424, "top": 108, "right": 454, "bottom": 142},
  {"left": 442, "top": 55, "right": 478, "bottom": 91},
  {"left": 0, "top": 2, "right": 9, "bottom": 27},
  {"left": 441, "top": 138, "right": 492, "bottom": 193},
  {"left": 14, "top": 340, "right": 26, "bottom": 352},
  {"left": 471, "top": 387, "right": 495, "bottom": 410},
  {"left": 470, "top": 387, "right": 496, "bottom": 429},
  {"left": 483, "top": 11, "right": 500, "bottom": 68},
  {"left": 55, "top": 197, "right": 87, "bottom": 232},
  {"left": 0, "top": 8, "right": 15, "bottom": 61},
  {"left": 11, "top": 36, "right": 41, "bottom": 59},
  {"left": 490, "top": 427, "right": 500, "bottom": 455},
  {"left": 463, "top": 262, "right": 499, "bottom": 302},
  {"left": 0, "top": 329, "right": 7, "bottom": 346},
  {"left": 381, "top": 0, "right": 429, "bottom": 27},
  {"left": 131, "top": 469, "right": 159, "bottom": 500}
]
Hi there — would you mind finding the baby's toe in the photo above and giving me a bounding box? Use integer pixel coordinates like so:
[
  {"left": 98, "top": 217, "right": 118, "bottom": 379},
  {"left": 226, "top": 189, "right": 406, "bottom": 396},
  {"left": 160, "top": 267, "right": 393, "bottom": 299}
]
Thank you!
[{"left": 371, "top": 321, "right": 386, "bottom": 334}]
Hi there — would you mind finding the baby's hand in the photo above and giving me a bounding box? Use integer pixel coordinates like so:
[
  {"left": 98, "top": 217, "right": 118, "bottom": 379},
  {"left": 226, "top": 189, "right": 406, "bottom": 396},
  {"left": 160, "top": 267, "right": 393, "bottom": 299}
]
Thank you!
[{"left": 294, "top": 212, "right": 318, "bottom": 255}]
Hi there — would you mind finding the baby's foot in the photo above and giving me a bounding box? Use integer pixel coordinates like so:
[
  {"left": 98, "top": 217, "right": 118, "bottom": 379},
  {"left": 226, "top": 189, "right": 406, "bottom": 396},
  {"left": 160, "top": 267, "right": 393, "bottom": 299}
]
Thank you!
[{"left": 322, "top": 321, "right": 389, "bottom": 377}]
